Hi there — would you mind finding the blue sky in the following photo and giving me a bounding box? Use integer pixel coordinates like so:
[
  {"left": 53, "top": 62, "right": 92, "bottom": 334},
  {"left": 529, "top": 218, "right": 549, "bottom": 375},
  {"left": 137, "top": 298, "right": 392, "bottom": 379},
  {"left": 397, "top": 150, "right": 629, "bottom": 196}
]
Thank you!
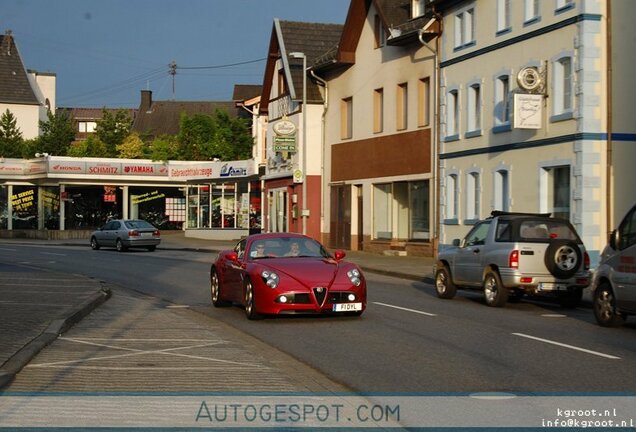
[{"left": 3, "top": 0, "right": 348, "bottom": 108}]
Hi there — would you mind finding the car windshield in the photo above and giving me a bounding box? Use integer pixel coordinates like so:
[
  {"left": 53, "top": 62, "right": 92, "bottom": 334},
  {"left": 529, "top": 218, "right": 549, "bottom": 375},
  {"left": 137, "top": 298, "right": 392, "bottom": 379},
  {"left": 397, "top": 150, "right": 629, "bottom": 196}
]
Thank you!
[{"left": 249, "top": 237, "right": 330, "bottom": 259}]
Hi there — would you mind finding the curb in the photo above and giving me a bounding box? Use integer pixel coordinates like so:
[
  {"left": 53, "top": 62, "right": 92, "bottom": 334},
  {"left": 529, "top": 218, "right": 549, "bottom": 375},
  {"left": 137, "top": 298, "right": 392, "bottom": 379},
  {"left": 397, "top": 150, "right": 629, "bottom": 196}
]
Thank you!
[{"left": 0, "top": 287, "right": 111, "bottom": 390}]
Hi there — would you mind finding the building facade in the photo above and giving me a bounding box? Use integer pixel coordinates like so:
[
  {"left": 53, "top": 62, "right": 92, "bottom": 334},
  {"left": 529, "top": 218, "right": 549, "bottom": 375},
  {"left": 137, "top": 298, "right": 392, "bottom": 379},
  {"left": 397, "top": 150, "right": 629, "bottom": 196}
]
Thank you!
[
  {"left": 433, "top": 0, "right": 636, "bottom": 264},
  {"left": 314, "top": 0, "right": 438, "bottom": 256}
]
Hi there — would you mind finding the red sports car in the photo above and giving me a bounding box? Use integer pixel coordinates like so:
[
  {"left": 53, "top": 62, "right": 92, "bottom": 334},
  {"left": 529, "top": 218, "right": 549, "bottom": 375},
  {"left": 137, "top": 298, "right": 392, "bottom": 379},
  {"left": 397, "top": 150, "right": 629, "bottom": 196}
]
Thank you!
[{"left": 210, "top": 233, "right": 367, "bottom": 319}]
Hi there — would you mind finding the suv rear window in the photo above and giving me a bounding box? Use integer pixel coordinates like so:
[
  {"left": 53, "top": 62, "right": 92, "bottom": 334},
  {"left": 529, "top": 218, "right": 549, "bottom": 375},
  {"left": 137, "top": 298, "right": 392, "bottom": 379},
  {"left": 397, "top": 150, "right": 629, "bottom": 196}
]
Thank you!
[{"left": 495, "top": 218, "right": 579, "bottom": 242}]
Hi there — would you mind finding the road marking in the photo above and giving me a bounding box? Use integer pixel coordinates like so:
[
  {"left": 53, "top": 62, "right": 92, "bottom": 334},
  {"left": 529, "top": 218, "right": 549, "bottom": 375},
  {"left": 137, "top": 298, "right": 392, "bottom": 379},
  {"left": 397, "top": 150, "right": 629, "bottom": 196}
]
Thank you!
[
  {"left": 541, "top": 314, "right": 567, "bottom": 318},
  {"left": 0, "top": 247, "right": 17, "bottom": 251},
  {"left": 373, "top": 302, "right": 437, "bottom": 316},
  {"left": 166, "top": 305, "right": 189, "bottom": 309},
  {"left": 41, "top": 252, "right": 66, "bottom": 256},
  {"left": 512, "top": 333, "right": 620, "bottom": 360},
  {"left": 27, "top": 337, "right": 265, "bottom": 368}
]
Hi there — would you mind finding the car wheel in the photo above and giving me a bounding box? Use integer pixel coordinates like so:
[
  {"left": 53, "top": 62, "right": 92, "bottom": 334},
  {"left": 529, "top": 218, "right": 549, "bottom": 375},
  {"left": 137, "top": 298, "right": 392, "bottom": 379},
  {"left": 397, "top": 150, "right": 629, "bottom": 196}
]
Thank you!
[
  {"left": 116, "top": 239, "right": 127, "bottom": 252},
  {"left": 90, "top": 237, "right": 100, "bottom": 250},
  {"left": 146, "top": 245, "right": 156, "bottom": 252},
  {"left": 559, "top": 288, "right": 583, "bottom": 308},
  {"left": 244, "top": 279, "right": 262, "bottom": 320},
  {"left": 483, "top": 270, "right": 508, "bottom": 307},
  {"left": 435, "top": 265, "right": 457, "bottom": 299},
  {"left": 593, "top": 282, "right": 626, "bottom": 327},
  {"left": 210, "top": 268, "right": 230, "bottom": 307},
  {"left": 545, "top": 240, "right": 581, "bottom": 279}
]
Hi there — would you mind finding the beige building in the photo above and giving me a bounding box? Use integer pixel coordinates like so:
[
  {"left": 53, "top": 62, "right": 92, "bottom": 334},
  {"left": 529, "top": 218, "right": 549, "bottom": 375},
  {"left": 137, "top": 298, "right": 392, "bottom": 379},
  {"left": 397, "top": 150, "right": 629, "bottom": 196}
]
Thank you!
[
  {"left": 314, "top": 0, "right": 439, "bottom": 256},
  {"left": 433, "top": 0, "right": 636, "bottom": 264}
]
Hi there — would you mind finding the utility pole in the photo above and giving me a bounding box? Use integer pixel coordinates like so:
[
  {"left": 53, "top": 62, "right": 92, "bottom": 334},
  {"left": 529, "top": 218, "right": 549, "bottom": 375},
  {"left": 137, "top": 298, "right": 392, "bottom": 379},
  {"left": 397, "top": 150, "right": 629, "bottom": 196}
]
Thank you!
[{"left": 169, "top": 61, "right": 177, "bottom": 100}]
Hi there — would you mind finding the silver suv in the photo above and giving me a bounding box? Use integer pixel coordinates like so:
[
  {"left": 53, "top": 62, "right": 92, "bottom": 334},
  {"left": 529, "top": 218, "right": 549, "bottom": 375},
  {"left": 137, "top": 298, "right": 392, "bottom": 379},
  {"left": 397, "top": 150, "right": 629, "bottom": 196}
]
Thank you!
[
  {"left": 591, "top": 203, "right": 636, "bottom": 327},
  {"left": 435, "top": 212, "right": 591, "bottom": 308}
]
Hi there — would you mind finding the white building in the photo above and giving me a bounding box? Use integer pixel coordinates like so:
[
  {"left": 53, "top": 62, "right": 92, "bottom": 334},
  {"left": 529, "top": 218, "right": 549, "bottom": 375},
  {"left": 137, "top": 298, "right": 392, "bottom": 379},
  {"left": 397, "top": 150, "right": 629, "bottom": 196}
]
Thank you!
[{"left": 433, "top": 0, "right": 636, "bottom": 264}]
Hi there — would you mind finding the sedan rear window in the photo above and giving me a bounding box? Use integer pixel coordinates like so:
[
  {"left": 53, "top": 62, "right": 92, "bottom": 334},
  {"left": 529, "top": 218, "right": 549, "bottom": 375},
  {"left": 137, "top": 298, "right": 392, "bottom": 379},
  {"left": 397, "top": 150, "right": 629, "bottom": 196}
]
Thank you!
[{"left": 125, "top": 220, "right": 155, "bottom": 229}]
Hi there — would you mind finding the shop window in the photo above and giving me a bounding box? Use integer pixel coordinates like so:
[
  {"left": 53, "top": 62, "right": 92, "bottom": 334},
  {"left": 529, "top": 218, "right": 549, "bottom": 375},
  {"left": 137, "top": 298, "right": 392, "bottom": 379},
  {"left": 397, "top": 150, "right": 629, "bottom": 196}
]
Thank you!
[
  {"left": 374, "top": 184, "right": 392, "bottom": 239},
  {"left": 409, "top": 181, "right": 430, "bottom": 240},
  {"left": 64, "top": 186, "right": 121, "bottom": 229},
  {"left": 0, "top": 186, "right": 8, "bottom": 229}
]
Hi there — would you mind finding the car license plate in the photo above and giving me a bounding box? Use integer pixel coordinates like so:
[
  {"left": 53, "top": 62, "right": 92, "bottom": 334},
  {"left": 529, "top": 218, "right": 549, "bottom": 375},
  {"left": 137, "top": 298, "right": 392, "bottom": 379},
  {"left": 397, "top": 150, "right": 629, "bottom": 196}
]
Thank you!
[
  {"left": 333, "top": 303, "right": 362, "bottom": 312},
  {"left": 141, "top": 232, "right": 152, "bottom": 237},
  {"left": 538, "top": 283, "right": 567, "bottom": 291}
]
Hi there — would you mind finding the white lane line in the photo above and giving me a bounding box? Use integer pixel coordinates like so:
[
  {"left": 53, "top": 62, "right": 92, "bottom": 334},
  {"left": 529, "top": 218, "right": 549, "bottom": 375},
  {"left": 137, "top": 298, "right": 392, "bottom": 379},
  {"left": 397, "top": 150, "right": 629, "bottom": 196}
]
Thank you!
[
  {"left": 513, "top": 333, "right": 620, "bottom": 360},
  {"left": 40, "top": 252, "right": 66, "bottom": 256},
  {"left": 0, "top": 247, "right": 17, "bottom": 251},
  {"left": 373, "top": 301, "right": 437, "bottom": 316}
]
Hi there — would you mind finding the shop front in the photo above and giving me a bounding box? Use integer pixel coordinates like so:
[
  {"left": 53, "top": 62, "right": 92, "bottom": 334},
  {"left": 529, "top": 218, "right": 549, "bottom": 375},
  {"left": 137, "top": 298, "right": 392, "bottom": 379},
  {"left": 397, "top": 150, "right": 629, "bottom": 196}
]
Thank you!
[{"left": 0, "top": 156, "right": 259, "bottom": 241}]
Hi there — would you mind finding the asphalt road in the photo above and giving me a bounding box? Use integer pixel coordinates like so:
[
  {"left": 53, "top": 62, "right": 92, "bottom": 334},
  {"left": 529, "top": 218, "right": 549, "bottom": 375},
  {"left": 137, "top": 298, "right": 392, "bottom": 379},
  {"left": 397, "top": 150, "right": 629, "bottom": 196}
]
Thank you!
[{"left": 1, "top": 243, "right": 635, "bottom": 394}]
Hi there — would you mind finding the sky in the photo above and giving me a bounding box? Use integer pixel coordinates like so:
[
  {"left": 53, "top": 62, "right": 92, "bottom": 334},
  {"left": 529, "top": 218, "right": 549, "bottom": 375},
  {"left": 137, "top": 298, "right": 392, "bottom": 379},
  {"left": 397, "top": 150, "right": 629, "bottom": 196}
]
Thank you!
[{"left": 3, "top": 0, "right": 349, "bottom": 109}]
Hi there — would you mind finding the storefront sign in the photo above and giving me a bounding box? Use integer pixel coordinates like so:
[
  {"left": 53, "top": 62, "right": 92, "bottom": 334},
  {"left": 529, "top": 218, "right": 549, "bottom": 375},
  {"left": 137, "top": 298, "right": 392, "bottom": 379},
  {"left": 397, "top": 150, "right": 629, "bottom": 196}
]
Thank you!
[
  {"left": 122, "top": 163, "right": 169, "bottom": 176},
  {"left": 49, "top": 161, "right": 86, "bottom": 174},
  {"left": 220, "top": 163, "right": 248, "bottom": 177},
  {"left": 131, "top": 190, "right": 165, "bottom": 205},
  {"left": 11, "top": 189, "right": 35, "bottom": 211},
  {"left": 0, "top": 162, "right": 25, "bottom": 175},
  {"left": 88, "top": 162, "right": 121, "bottom": 175},
  {"left": 513, "top": 93, "right": 543, "bottom": 129},
  {"left": 169, "top": 164, "right": 215, "bottom": 179}
]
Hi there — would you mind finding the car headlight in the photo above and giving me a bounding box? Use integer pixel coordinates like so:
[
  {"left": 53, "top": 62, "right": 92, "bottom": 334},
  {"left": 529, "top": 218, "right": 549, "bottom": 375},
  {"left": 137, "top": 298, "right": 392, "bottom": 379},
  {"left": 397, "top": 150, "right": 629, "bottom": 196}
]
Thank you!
[
  {"left": 347, "top": 269, "right": 362, "bottom": 286},
  {"left": 261, "top": 270, "right": 279, "bottom": 288}
]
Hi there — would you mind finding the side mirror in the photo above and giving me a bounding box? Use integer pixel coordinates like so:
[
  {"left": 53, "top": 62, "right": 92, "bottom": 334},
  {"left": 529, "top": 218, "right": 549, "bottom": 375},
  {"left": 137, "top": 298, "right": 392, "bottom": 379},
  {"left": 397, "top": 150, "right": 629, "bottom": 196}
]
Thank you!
[
  {"left": 452, "top": 239, "right": 461, "bottom": 247},
  {"left": 608, "top": 229, "right": 618, "bottom": 250},
  {"left": 221, "top": 250, "right": 239, "bottom": 262},
  {"left": 334, "top": 250, "right": 346, "bottom": 261}
]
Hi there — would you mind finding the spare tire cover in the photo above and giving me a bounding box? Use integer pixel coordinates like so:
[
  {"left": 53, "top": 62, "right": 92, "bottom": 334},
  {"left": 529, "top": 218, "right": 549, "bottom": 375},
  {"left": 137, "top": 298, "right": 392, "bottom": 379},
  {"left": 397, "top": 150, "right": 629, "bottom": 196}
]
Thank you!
[{"left": 544, "top": 239, "right": 581, "bottom": 279}]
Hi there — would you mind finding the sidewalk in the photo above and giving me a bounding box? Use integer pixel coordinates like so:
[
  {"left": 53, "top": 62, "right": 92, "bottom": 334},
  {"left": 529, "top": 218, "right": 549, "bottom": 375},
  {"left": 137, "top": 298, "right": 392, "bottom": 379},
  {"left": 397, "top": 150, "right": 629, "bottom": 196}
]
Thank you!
[{"left": 0, "top": 232, "right": 434, "bottom": 390}]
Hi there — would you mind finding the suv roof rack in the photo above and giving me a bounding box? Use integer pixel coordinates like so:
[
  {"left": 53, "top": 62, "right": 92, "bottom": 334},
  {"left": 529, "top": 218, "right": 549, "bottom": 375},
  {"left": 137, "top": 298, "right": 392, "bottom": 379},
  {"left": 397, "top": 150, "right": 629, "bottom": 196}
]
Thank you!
[{"left": 490, "top": 211, "right": 552, "bottom": 218}]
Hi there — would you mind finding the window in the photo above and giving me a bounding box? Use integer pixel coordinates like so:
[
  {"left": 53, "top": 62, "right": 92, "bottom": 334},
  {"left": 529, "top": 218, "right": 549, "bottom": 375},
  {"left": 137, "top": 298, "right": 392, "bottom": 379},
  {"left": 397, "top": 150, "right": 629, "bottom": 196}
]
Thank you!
[
  {"left": 277, "top": 68, "right": 286, "bottom": 97},
  {"left": 467, "top": 83, "right": 481, "bottom": 134},
  {"left": 374, "top": 14, "right": 386, "bottom": 48},
  {"left": 397, "top": 83, "right": 408, "bottom": 131},
  {"left": 374, "top": 184, "right": 392, "bottom": 239},
  {"left": 341, "top": 97, "right": 353, "bottom": 139},
  {"left": 78, "top": 121, "right": 97, "bottom": 133},
  {"left": 464, "top": 221, "right": 490, "bottom": 246},
  {"left": 553, "top": 56, "right": 573, "bottom": 119},
  {"left": 617, "top": 207, "right": 636, "bottom": 251},
  {"left": 494, "top": 169, "right": 510, "bottom": 212},
  {"left": 412, "top": 0, "right": 426, "bottom": 18},
  {"left": 465, "top": 171, "right": 480, "bottom": 221},
  {"left": 495, "top": 75, "right": 510, "bottom": 126},
  {"left": 454, "top": 7, "right": 474, "bottom": 49},
  {"left": 373, "top": 88, "right": 384, "bottom": 133},
  {"left": 497, "top": 0, "right": 511, "bottom": 33},
  {"left": 409, "top": 181, "right": 429, "bottom": 240},
  {"left": 418, "top": 77, "right": 430, "bottom": 127},
  {"left": 445, "top": 174, "right": 459, "bottom": 221},
  {"left": 446, "top": 89, "right": 459, "bottom": 139},
  {"left": 556, "top": 0, "right": 574, "bottom": 12},
  {"left": 524, "top": 0, "right": 540, "bottom": 23},
  {"left": 548, "top": 166, "right": 570, "bottom": 220}
]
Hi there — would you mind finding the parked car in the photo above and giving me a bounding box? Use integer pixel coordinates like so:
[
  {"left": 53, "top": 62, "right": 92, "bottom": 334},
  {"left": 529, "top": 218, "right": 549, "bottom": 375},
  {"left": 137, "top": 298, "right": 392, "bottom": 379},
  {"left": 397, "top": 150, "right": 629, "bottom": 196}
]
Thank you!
[
  {"left": 435, "top": 211, "right": 590, "bottom": 308},
  {"left": 591, "top": 203, "right": 636, "bottom": 327},
  {"left": 90, "top": 219, "right": 161, "bottom": 252},
  {"left": 210, "top": 233, "right": 367, "bottom": 319}
]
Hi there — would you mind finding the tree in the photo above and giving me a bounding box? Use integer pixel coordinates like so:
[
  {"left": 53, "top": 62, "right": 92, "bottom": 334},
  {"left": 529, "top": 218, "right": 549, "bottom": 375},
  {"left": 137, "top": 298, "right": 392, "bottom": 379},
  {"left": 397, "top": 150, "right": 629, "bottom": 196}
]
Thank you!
[
  {"left": 67, "top": 135, "right": 109, "bottom": 158},
  {"left": 95, "top": 109, "right": 132, "bottom": 157},
  {"left": 0, "top": 109, "right": 24, "bottom": 157},
  {"left": 177, "top": 109, "right": 254, "bottom": 161},
  {"left": 149, "top": 134, "right": 180, "bottom": 161},
  {"left": 37, "top": 110, "right": 75, "bottom": 156},
  {"left": 116, "top": 132, "right": 147, "bottom": 159}
]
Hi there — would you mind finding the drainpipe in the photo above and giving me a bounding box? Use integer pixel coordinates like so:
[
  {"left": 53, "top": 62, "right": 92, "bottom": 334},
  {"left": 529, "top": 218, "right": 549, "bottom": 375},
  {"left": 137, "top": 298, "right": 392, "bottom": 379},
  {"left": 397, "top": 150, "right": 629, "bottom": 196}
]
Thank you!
[
  {"left": 605, "top": 1, "right": 613, "bottom": 235},
  {"left": 419, "top": 17, "right": 441, "bottom": 255},
  {"left": 310, "top": 68, "right": 328, "bottom": 243}
]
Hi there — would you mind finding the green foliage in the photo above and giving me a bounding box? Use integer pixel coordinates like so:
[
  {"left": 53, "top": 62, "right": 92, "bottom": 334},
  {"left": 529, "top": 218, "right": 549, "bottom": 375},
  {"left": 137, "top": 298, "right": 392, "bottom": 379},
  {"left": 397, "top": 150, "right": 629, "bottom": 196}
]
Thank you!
[
  {"left": 116, "top": 132, "right": 147, "bottom": 159},
  {"left": 177, "top": 109, "right": 254, "bottom": 161},
  {"left": 149, "top": 134, "right": 180, "bottom": 161},
  {"left": 0, "top": 109, "right": 24, "bottom": 157},
  {"left": 20, "top": 138, "right": 38, "bottom": 159},
  {"left": 67, "top": 135, "right": 109, "bottom": 158},
  {"left": 95, "top": 109, "right": 133, "bottom": 156},
  {"left": 37, "top": 110, "right": 76, "bottom": 156}
]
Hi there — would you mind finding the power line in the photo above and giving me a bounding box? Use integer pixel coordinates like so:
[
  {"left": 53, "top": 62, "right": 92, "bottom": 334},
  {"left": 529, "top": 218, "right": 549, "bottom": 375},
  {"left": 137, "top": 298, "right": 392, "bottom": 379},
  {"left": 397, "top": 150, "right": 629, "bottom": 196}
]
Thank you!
[{"left": 176, "top": 57, "right": 266, "bottom": 70}]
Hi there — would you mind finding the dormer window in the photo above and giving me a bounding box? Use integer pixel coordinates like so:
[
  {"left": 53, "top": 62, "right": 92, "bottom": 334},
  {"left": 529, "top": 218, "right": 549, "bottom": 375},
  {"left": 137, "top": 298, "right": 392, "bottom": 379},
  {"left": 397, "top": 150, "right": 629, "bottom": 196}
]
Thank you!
[{"left": 412, "top": 0, "right": 426, "bottom": 18}]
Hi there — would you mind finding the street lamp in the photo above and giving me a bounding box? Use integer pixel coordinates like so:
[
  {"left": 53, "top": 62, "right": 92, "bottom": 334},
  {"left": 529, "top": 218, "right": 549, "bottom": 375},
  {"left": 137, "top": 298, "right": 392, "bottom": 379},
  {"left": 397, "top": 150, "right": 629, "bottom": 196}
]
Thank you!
[{"left": 289, "top": 51, "right": 307, "bottom": 235}]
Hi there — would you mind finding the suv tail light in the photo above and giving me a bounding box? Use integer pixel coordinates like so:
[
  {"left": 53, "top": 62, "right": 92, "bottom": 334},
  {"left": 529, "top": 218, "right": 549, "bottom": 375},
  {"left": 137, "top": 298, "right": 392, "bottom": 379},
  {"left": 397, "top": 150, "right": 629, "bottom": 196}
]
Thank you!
[
  {"left": 128, "top": 230, "right": 140, "bottom": 237},
  {"left": 509, "top": 250, "right": 519, "bottom": 269},
  {"left": 584, "top": 251, "right": 590, "bottom": 270}
]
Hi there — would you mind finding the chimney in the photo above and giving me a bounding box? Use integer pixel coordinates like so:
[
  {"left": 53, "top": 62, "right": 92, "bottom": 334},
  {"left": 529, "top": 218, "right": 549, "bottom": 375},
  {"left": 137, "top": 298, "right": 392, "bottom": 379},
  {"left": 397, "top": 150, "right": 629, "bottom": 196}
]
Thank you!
[
  {"left": 140, "top": 90, "right": 152, "bottom": 113},
  {"left": 2, "top": 30, "right": 13, "bottom": 55}
]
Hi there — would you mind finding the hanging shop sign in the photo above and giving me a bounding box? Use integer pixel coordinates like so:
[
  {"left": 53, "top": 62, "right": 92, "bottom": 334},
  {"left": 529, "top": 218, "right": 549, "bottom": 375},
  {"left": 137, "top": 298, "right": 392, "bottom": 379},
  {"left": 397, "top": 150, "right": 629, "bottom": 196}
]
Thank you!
[
  {"left": 273, "top": 118, "right": 297, "bottom": 152},
  {"left": 513, "top": 93, "right": 543, "bottom": 129}
]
